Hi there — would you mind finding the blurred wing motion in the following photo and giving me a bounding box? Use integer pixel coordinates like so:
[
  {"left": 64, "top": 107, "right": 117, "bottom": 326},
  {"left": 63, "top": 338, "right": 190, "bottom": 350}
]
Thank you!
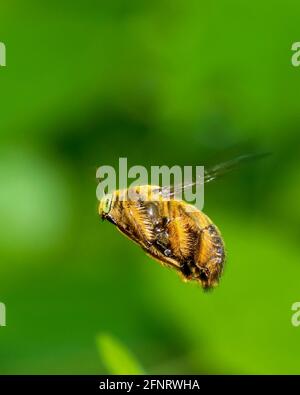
[{"left": 158, "top": 152, "right": 270, "bottom": 198}]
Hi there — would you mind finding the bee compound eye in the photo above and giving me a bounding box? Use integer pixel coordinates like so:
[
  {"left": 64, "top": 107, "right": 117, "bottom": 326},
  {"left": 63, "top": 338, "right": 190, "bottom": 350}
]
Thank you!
[{"left": 103, "top": 194, "right": 113, "bottom": 213}]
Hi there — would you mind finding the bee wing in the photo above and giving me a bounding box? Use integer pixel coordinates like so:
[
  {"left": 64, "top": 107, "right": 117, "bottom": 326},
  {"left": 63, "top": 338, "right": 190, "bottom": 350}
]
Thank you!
[{"left": 156, "top": 153, "right": 270, "bottom": 198}]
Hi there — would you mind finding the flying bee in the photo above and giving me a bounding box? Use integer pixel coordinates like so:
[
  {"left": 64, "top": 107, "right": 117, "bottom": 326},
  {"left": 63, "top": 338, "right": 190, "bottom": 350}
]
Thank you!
[{"left": 98, "top": 154, "right": 267, "bottom": 290}]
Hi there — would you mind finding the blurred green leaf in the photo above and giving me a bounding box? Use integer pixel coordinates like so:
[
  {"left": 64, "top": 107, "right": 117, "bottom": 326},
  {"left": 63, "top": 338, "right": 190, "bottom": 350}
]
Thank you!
[{"left": 96, "top": 334, "right": 144, "bottom": 375}]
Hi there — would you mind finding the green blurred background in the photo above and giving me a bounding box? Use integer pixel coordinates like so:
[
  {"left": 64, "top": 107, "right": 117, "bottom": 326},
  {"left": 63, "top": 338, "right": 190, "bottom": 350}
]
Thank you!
[{"left": 0, "top": 0, "right": 300, "bottom": 374}]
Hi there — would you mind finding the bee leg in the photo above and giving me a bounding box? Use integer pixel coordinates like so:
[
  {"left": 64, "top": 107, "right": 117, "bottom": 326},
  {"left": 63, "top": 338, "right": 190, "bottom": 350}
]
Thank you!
[
  {"left": 155, "top": 240, "right": 171, "bottom": 257},
  {"left": 180, "top": 260, "right": 193, "bottom": 279},
  {"left": 202, "top": 224, "right": 223, "bottom": 246},
  {"left": 153, "top": 229, "right": 172, "bottom": 257},
  {"left": 198, "top": 266, "right": 210, "bottom": 280},
  {"left": 199, "top": 224, "right": 225, "bottom": 265},
  {"left": 151, "top": 216, "right": 172, "bottom": 257}
]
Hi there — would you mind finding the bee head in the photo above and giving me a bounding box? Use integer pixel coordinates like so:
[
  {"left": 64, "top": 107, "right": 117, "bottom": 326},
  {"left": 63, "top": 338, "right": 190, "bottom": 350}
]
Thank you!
[{"left": 99, "top": 193, "right": 113, "bottom": 219}]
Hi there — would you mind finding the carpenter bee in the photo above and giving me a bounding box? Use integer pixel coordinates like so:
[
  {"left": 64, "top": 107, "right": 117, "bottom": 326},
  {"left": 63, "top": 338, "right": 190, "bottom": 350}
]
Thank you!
[{"left": 98, "top": 154, "right": 266, "bottom": 290}]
